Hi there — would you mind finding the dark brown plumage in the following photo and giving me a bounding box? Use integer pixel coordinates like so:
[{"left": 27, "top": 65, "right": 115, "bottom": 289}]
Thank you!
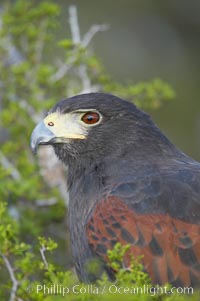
[{"left": 30, "top": 93, "right": 200, "bottom": 287}]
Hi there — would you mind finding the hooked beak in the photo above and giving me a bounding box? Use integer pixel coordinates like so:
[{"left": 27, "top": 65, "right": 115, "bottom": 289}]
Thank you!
[{"left": 30, "top": 121, "right": 55, "bottom": 154}]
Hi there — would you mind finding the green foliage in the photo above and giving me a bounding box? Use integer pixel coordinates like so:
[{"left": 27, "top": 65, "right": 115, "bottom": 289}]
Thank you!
[
  {"left": 0, "top": 215, "right": 198, "bottom": 301},
  {"left": 103, "top": 78, "right": 175, "bottom": 109},
  {"left": 0, "top": 1, "right": 193, "bottom": 300}
]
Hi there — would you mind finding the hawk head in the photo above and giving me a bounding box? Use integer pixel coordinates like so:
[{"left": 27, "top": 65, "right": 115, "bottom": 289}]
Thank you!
[{"left": 30, "top": 93, "right": 175, "bottom": 165}]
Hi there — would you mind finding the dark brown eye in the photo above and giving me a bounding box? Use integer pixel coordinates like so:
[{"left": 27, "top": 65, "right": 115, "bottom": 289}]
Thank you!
[
  {"left": 48, "top": 121, "right": 54, "bottom": 126},
  {"left": 81, "top": 112, "right": 100, "bottom": 125}
]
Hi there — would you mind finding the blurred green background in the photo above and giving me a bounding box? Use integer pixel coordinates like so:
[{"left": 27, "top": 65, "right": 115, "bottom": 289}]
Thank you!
[{"left": 54, "top": 0, "right": 200, "bottom": 160}]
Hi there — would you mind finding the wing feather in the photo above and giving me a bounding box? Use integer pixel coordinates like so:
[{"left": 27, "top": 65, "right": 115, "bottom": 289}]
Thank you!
[{"left": 86, "top": 196, "right": 200, "bottom": 286}]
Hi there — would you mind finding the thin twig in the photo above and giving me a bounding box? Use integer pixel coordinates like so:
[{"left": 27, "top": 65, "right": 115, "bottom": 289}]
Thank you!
[
  {"left": 50, "top": 54, "right": 77, "bottom": 82},
  {"left": 68, "top": 6, "right": 93, "bottom": 92},
  {"left": 51, "top": 6, "right": 81, "bottom": 82},
  {"left": 82, "top": 24, "right": 109, "bottom": 47},
  {"left": 78, "top": 64, "right": 91, "bottom": 92},
  {"left": 36, "top": 197, "right": 58, "bottom": 207},
  {"left": 18, "top": 100, "right": 41, "bottom": 123},
  {"left": 0, "top": 151, "right": 21, "bottom": 180},
  {"left": 68, "top": 6, "right": 81, "bottom": 44},
  {"left": 1, "top": 254, "right": 19, "bottom": 301},
  {"left": 51, "top": 6, "right": 108, "bottom": 84},
  {"left": 35, "top": 19, "right": 48, "bottom": 63},
  {"left": 40, "top": 246, "right": 49, "bottom": 270}
]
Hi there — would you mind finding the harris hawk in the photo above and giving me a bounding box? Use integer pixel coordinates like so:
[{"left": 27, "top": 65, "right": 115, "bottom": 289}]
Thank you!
[{"left": 30, "top": 93, "right": 200, "bottom": 287}]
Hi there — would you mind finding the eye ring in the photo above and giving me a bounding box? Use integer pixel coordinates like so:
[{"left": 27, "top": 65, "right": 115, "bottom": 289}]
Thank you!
[
  {"left": 48, "top": 121, "right": 54, "bottom": 126},
  {"left": 81, "top": 112, "right": 100, "bottom": 125}
]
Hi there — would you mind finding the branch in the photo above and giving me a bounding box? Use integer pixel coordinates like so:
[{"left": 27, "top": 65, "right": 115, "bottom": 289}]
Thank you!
[
  {"left": 35, "top": 19, "right": 48, "bottom": 63},
  {"left": 0, "top": 151, "right": 21, "bottom": 180},
  {"left": 1, "top": 254, "right": 19, "bottom": 301},
  {"left": 78, "top": 64, "right": 91, "bottom": 93},
  {"left": 68, "top": 5, "right": 81, "bottom": 44},
  {"left": 39, "top": 246, "right": 49, "bottom": 270},
  {"left": 36, "top": 197, "right": 58, "bottom": 207},
  {"left": 82, "top": 24, "right": 109, "bottom": 47},
  {"left": 50, "top": 54, "right": 77, "bottom": 82},
  {"left": 51, "top": 6, "right": 109, "bottom": 84},
  {"left": 68, "top": 5, "right": 93, "bottom": 92},
  {"left": 18, "top": 100, "right": 41, "bottom": 123},
  {"left": 51, "top": 6, "right": 81, "bottom": 82}
]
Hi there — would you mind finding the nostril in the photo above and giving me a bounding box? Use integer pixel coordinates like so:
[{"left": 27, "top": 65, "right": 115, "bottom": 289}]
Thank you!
[{"left": 48, "top": 122, "right": 54, "bottom": 126}]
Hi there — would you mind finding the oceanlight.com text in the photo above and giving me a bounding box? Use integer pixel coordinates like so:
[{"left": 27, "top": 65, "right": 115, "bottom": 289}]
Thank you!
[{"left": 32, "top": 283, "right": 194, "bottom": 296}]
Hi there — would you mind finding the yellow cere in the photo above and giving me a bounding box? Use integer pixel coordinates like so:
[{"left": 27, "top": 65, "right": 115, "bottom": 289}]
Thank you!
[{"left": 44, "top": 112, "right": 87, "bottom": 140}]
